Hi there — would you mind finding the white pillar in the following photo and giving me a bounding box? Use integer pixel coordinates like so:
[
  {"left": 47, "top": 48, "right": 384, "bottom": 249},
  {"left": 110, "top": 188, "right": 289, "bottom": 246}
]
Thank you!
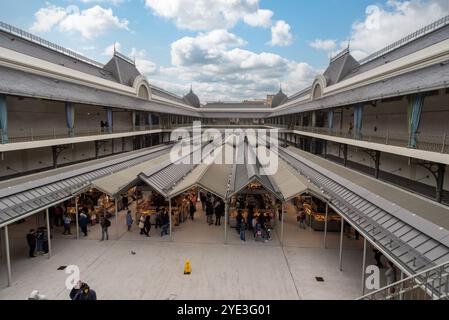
[
  {"left": 46, "top": 208, "right": 52, "bottom": 259},
  {"left": 324, "top": 202, "right": 329, "bottom": 249},
  {"left": 339, "top": 217, "right": 344, "bottom": 271},
  {"left": 224, "top": 201, "right": 228, "bottom": 244},
  {"left": 75, "top": 197, "right": 79, "bottom": 240},
  {"left": 4, "top": 226, "right": 12, "bottom": 287},
  {"left": 361, "top": 237, "right": 367, "bottom": 295},
  {"left": 169, "top": 198, "right": 173, "bottom": 242}
]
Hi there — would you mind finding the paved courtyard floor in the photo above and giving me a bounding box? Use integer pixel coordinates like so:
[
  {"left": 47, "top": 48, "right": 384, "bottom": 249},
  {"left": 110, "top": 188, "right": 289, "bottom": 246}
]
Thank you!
[{"left": 0, "top": 202, "right": 378, "bottom": 300}]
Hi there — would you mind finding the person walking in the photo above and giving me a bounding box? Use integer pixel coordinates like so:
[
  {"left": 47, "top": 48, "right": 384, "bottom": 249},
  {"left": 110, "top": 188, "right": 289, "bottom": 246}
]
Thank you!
[
  {"left": 139, "top": 215, "right": 146, "bottom": 235},
  {"left": 126, "top": 210, "right": 133, "bottom": 231},
  {"left": 63, "top": 213, "right": 72, "bottom": 235},
  {"left": 26, "top": 229, "right": 37, "bottom": 258},
  {"left": 189, "top": 199, "right": 196, "bottom": 221},
  {"left": 236, "top": 210, "right": 246, "bottom": 242},
  {"left": 200, "top": 192, "right": 207, "bottom": 211},
  {"left": 298, "top": 209, "right": 307, "bottom": 230},
  {"left": 214, "top": 200, "right": 223, "bottom": 226},
  {"left": 160, "top": 209, "right": 170, "bottom": 237},
  {"left": 143, "top": 215, "right": 151, "bottom": 237},
  {"left": 100, "top": 216, "right": 111, "bottom": 241},
  {"left": 206, "top": 200, "right": 214, "bottom": 225},
  {"left": 79, "top": 211, "right": 88, "bottom": 237}
]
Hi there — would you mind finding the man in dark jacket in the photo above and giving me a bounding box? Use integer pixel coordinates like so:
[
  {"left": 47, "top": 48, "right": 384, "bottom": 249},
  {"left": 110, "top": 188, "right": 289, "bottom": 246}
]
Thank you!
[
  {"left": 26, "top": 229, "right": 37, "bottom": 258},
  {"left": 100, "top": 216, "right": 111, "bottom": 241},
  {"left": 70, "top": 281, "right": 97, "bottom": 300}
]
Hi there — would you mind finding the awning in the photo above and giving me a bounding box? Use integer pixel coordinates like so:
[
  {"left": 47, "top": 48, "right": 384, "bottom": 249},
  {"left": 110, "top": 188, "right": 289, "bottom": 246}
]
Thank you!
[{"left": 91, "top": 152, "right": 171, "bottom": 198}]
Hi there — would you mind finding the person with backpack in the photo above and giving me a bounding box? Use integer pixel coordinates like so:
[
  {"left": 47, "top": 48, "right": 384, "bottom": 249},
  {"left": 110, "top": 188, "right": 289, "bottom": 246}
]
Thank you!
[
  {"left": 100, "top": 216, "right": 111, "bottom": 241},
  {"left": 79, "top": 210, "right": 89, "bottom": 237}
]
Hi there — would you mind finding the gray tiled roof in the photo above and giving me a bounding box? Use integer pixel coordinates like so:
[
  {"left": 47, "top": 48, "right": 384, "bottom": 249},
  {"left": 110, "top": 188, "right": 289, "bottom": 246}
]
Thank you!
[
  {"left": 103, "top": 53, "right": 142, "bottom": 86},
  {"left": 0, "top": 65, "right": 202, "bottom": 117},
  {"left": 271, "top": 59, "right": 449, "bottom": 116},
  {"left": 347, "top": 23, "right": 449, "bottom": 81},
  {"left": 0, "top": 30, "right": 117, "bottom": 82}
]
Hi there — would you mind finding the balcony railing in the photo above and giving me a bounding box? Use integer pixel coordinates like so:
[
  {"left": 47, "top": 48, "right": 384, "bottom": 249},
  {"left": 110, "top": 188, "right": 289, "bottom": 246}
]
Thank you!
[
  {"left": 284, "top": 125, "right": 448, "bottom": 154},
  {"left": 358, "top": 261, "right": 449, "bottom": 300},
  {"left": 1, "top": 125, "right": 163, "bottom": 144}
]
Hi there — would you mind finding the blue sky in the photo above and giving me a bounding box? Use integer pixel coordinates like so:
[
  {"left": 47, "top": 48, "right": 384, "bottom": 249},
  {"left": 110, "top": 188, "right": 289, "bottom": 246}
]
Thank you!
[{"left": 0, "top": 0, "right": 447, "bottom": 101}]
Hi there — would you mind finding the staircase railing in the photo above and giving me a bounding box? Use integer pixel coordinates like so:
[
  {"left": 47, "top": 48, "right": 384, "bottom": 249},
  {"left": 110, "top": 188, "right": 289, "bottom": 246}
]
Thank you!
[{"left": 358, "top": 260, "right": 449, "bottom": 300}]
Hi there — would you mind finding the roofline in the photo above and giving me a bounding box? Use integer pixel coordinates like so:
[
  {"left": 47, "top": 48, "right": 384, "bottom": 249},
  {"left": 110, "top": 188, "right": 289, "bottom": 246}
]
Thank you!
[{"left": 0, "top": 20, "right": 104, "bottom": 69}]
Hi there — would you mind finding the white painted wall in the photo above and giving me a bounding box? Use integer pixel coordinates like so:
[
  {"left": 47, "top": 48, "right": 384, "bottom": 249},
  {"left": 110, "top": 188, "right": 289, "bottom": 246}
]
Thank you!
[{"left": 326, "top": 141, "right": 449, "bottom": 190}]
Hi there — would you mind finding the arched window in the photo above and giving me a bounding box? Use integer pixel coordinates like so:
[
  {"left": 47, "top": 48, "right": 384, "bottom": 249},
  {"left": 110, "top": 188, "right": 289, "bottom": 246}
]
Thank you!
[
  {"left": 312, "top": 84, "right": 322, "bottom": 100},
  {"left": 138, "top": 85, "right": 149, "bottom": 100}
]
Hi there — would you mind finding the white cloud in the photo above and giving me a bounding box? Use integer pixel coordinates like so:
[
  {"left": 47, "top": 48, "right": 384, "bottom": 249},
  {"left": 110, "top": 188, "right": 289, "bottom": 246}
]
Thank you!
[
  {"left": 159, "top": 30, "right": 316, "bottom": 101},
  {"left": 243, "top": 9, "right": 273, "bottom": 28},
  {"left": 129, "top": 48, "right": 158, "bottom": 75},
  {"left": 30, "top": 5, "right": 67, "bottom": 33},
  {"left": 269, "top": 20, "right": 293, "bottom": 47},
  {"left": 309, "top": 39, "right": 337, "bottom": 51},
  {"left": 30, "top": 5, "right": 129, "bottom": 39},
  {"left": 347, "top": 0, "right": 449, "bottom": 60},
  {"left": 79, "top": 0, "right": 124, "bottom": 5},
  {"left": 103, "top": 42, "right": 121, "bottom": 56},
  {"left": 144, "top": 0, "right": 279, "bottom": 31}
]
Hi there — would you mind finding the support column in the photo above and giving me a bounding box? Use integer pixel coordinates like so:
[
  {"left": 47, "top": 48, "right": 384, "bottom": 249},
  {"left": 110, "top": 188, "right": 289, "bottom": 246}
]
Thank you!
[
  {"left": 374, "top": 151, "right": 381, "bottom": 180},
  {"left": 361, "top": 237, "right": 367, "bottom": 295},
  {"left": 323, "top": 202, "right": 329, "bottom": 249},
  {"left": 281, "top": 202, "right": 285, "bottom": 246},
  {"left": 169, "top": 199, "right": 173, "bottom": 242},
  {"left": 75, "top": 196, "right": 79, "bottom": 240},
  {"left": 339, "top": 217, "right": 344, "bottom": 271},
  {"left": 115, "top": 199, "right": 119, "bottom": 240},
  {"left": 436, "top": 164, "right": 446, "bottom": 203},
  {"left": 46, "top": 208, "right": 52, "bottom": 259},
  {"left": 52, "top": 146, "right": 58, "bottom": 169},
  {"left": 0, "top": 94, "right": 8, "bottom": 144},
  {"left": 4, "top": 226, "right": 12, "bottom": 287},
  {"left": 343, "top": 144, "right": 348, "bottom": 167},
  {"left": 224, "top": 201, "right": 229, "bottom": 244},
  {"left": 94, "top": 141, "right": 100, "bottom": 159},
  {"left": 324, "top": 140, "right": 328, "bottom": 159}
]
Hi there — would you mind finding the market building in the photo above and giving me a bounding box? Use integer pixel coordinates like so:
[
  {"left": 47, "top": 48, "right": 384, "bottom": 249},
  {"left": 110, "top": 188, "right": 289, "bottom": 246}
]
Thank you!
[{"left": 0, "top": 16, "right": 448, "bottom": 300}]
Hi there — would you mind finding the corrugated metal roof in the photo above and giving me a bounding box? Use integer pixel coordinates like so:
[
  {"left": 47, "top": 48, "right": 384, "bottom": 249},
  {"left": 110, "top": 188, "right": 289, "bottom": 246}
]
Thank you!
[
  {"left": 0, "top": 145, "right": 172, "bottom": 228},
  {"left": 91, "top": 152, "right": 171, "bottom": 197},
  {"left": 280, "top": 146, "right": 449, "bottom": 275}
]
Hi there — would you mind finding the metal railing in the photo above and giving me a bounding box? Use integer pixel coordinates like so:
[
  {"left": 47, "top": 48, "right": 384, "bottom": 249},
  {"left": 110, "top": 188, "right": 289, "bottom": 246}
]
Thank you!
[
  {"left": 358, "top": 15, "right": 449, "bottom": 65},
  {"left": 286, "top": 125, "right": 448, "bottom": 154},
  {"left": 1, "top": 125, "right": 162, "bottom": 144},
  {"left": 0, "top": 20, "right": 104, "bottom": 68},
  {"left": 358, "top": 261, "right": 449, "bottom": 300}
]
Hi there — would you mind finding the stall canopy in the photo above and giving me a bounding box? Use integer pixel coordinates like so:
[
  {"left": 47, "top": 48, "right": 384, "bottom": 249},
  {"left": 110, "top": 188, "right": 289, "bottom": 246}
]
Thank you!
[
  {"left": 168, "top": 146, "right": 233, "bottom": 200},
  {"left": 91, "top": 152, "right": 171, "bottom": 198}
]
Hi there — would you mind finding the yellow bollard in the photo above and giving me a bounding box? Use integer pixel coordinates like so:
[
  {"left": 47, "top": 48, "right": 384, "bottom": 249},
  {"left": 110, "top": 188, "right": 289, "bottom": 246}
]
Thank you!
[{"left": 184, "top": 260, "right": 192, "bottom": 275}]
